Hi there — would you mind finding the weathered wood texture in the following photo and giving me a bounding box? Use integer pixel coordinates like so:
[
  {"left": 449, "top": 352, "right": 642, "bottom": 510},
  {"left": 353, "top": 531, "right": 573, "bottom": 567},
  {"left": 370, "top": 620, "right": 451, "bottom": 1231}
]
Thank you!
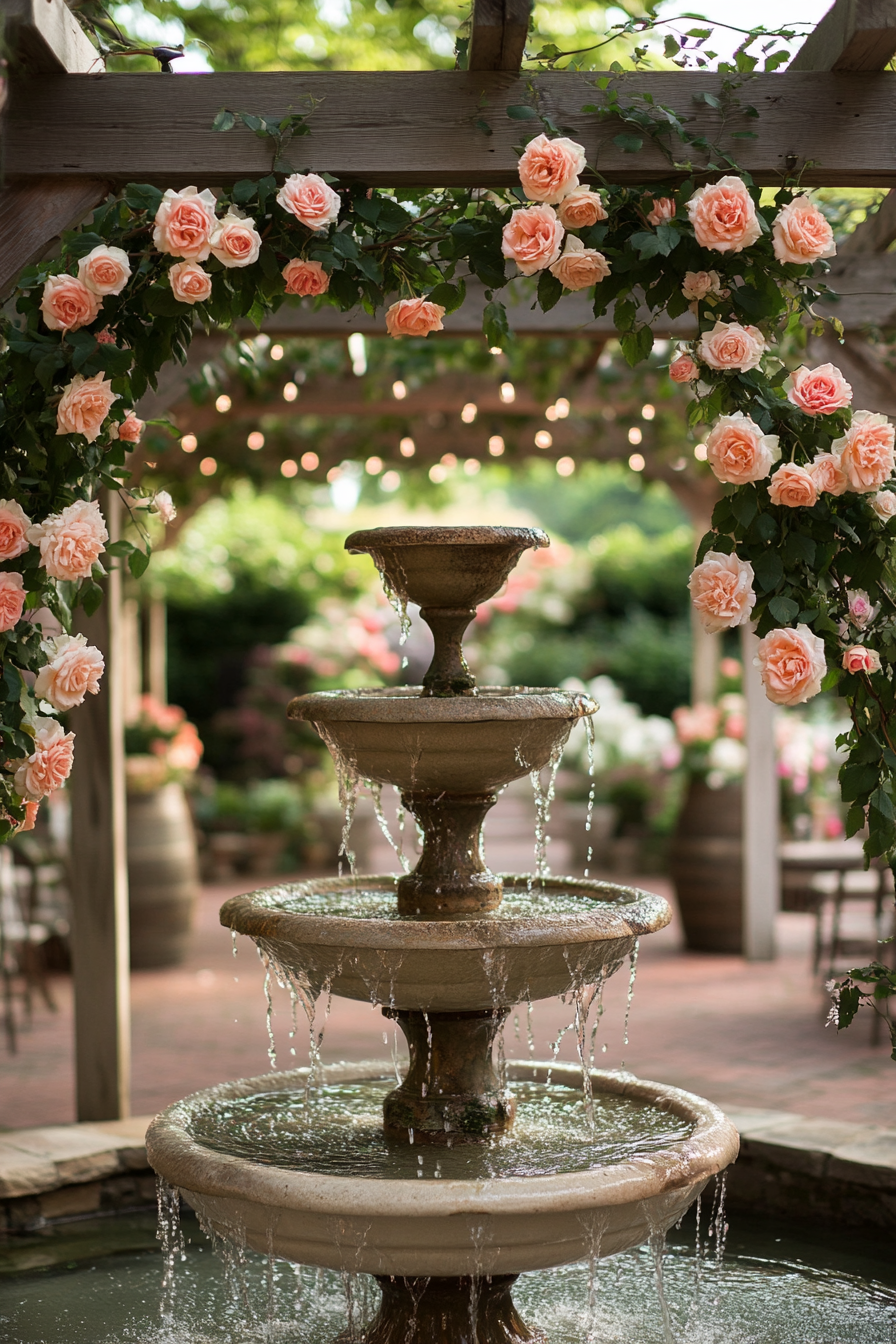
[
  {"left": 0, "top": 176, "right": 109, "bottom": 298},
  {"left": 2, "top": 0, "right": 100, "bottom": 73},
  {"left": 68, "top": 493, "right": 131, "bottom": 1121},
  {"left": 468, "top": 0, "right": 532, "bottom": 73},
  {"left": 790, "top": 0, "right": 896, "bottom": 71},
  {"left": 8, "top": 70, "right": 896, "bottom": 188},
  {"left": 741, "top": 627, "right": 780, "bottom": 962},
  {"left": 838, "top": 187, "right": 896, "bottom": 252}
]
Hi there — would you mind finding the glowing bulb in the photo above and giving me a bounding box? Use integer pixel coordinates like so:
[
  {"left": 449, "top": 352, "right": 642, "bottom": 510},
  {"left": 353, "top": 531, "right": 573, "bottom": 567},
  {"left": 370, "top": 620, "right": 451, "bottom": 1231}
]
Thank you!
[
  {"left": 429, "top": 464, "right": 448, "bottom": 483},
  {"left": 399, "top": 437, "right": 416, "bottom": 457},
  {"left": 628, "top": 426, "right": 642, "bottom": 445},
  {"left": 535, "top": 430, "right": 552, "bottom": 450},
  {"left": 381, "top": 470, "right": 401, "bottom": 492},
  {"left": 281, "top": 459, "right": 298, "bottom": 478},
  {"left": 180, "top": 434, "right": 197, "bottom": 454},
  {"left": 461, "top": 402, "right": 478, "bottom": 423},
  {"left": 629, "top": 452, "right": 645, "bottom": 472},
  {"left": 500, "top": 382, "right": 515, "bottom": 404},
  {"left": 488, "top": 436, "right": 505, "bottom": 456},
  {"left": 247, "top": 431, "right": 265, "bottom": 451},
  {"left": 554, "top": 397, "right": 570, "bottom": 418},
  {"left": 301, "top": 451, "right": 319, "bottom": 471},
  {"left": 545, "top": 405, "right": 558, "bottom": 422},
  {"left": 489, "top": 346, "right": 503, "bottom": 355},
  {"left": 270, "top": 344, "right": 284, "bottom": 361},
  {"left": 215, "top": 394, "right": 231, "bottom": 413},
  {"left": 641, "top": 403, "right": 655, "bottom": 421},
  {"left": 392, "top": 380, "right": 407, "bottom": 400},
  {"left": 365, "top": 456, "right": 383, "bottom": 475},
  {"left": 348, "top": 332, "right": 367, "bottom": 376},
  {"left": 556, "top": 456, "right": 575, "bottom": 477},
  {"left": 199, "top": 456, "right": 217, "bottom": 476},
  {"left": 441, "top": 453, "right": 457, "bottom": 468},
  {"left": 283, "top": 382, "right": 298, "bottom": 402},
  {"left": 694, "top": 443, "right": 708, "bottom": 461},
  {"left": 464, "top": 459, "right": 481, "bottom": 475}
]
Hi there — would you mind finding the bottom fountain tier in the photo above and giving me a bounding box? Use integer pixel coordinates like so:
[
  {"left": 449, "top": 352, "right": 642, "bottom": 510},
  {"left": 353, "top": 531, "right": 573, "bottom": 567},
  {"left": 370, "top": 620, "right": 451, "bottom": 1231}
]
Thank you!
[{"left": 146, "top": 1060, "right": 739, "bottom": 1280}]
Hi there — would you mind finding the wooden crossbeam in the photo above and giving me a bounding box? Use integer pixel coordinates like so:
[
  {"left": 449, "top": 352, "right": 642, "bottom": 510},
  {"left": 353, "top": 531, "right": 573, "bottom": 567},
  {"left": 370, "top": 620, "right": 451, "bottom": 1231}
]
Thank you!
[
  {"left": 790, "top": 0, "right": 896, "bottom": 71},
  {"left": 467, "top": 0, "right": 532, "bottom": 73},
  {"left": 7, "top": 70, "right": 896, "bottom": 189},
  {"left": 3, "top": 0, "right": 99, "bottom": 73},
  {"left": 0, "top": 176, "right": 110, "bottom": 298}
]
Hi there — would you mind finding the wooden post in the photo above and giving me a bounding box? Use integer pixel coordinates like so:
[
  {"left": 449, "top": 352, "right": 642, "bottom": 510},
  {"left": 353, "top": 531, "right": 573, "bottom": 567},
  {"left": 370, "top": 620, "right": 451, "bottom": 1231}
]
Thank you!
[
  {"left": 68, "top": 491, "right": 131, "bottom": 1120},
  {"left": 741, "top": 627, "right": 779, "bottom": 962},
  {"left": 690, "top": 610, "right": 719, "bottom": 706},
  {"left": 147, "top": 595, "right": 167, "bottom": 705}
]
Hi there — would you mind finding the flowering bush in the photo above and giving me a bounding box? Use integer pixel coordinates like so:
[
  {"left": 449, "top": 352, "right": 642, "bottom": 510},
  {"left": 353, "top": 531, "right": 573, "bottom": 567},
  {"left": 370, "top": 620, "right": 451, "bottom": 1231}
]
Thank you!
[
  {"left": 124, "top": 695, "right": 203, "bottom": 793},
  {"left": 277, "top": 592, "right": 401, "bottom": 689}
]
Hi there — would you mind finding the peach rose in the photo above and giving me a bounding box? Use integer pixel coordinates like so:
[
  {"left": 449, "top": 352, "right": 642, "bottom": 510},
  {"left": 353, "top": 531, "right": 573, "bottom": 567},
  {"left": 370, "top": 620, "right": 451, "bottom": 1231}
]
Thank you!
[
  {"left": 518, "top": 133, "right": 586, "bottom": 204},
  {"left": 13, "top": 717, "right": 75, "bottom": 801},
  {"left": 548, "top": 235, "right": 611, "bottom": 291},
  {"left": 557, "top": 189, "right": 607, "bottom": 229},
  {"left": 681, "top": 270, "right": 722, "bottom": 301},
  {"left": 847, "top": 590, "right": 876, "bottom": 628},
  {"left": 209, "top": 211, "right": 262, "bottom": 268},
  {"left": 673, "top": 703, "right": 720, "bottom": 745},
  {"left": 756, "top": 625, "right": 826, "bottom": 706},
  {"left": 871, "top": 489, "right": 896, "bottom": 521},
  {"left": 705, "top": 412, "right": 781, "bottom": 484},
  {"left": 787, "top": 364, "right": 852, "bottom": 416},
  {"left": 688, "top": 551, "right": 756, "bottom": 633},
  {"left": 0, "top": 572, "right": 26, "bottom": 632},
  {"left": 40, "top": 274, "right": 101, "bottom": 333},
  {"left": 809, "top": 452, "right": 848, "bottom": 497},
  {"left": 698, "top": 320, "right": 767, "bottom": 372},
  {"left": 502, "top": 204, "right": 564, "bottom": 276},
  {"left": 153, "top": 491, "right": 177, "bottom": 525},
  {"left": 169, "top": 262, "right": 213, "bottom": 305},
  {"left": 768, "top": 462, "right": 818, "bottom": 508},
  {"left": 670, "top": 352, "right": 699, "bottom": 383},
  {"left": 26, "top": 498, "right": 108, "bottom": 581},
  {"left": 283, "top": 258, "right": 330, "bottom": 297},
  {"left": 112, "top": 411, "right": 144, "bottom": 444},
  {"left": 55, "top": 372, "right": 117, "bottom": 443},
  {"left": 384, "top": 297, "right": 446, "bottom": 338},
  {"left": 832, "top": 411, "right": 895, "bottom": 492},
  {"left": 842, "top": 644, "right": 881, "bottom": 675},
  {"left": 34, "top": 633, "right": 105, "bottom": 711},
  {"left": 0, "top": 499, "right": 32, "bottom": 560},
  {"left": 95, "top": 328, "right": 116, "bottom": 345},
  {"left": 772, "top": 196, "right": 836, "bottom": 266},
  {"left": 687, "top": 176, "right": 761, "bottom": 253},
  {"left": 276, "top": 173, "right": 340, "bottom": 231},
  {"left": 77, "top": 245, "right": 132, "bottom": 296},
  {"left": 153, "top": 186, "right": 217, "bottom": 261},
  {"left": 646, "top": 197, "right": 676, "bottom": 226},
  {"left": 16, "top": 801, "right": 40, "bottom": 834}
]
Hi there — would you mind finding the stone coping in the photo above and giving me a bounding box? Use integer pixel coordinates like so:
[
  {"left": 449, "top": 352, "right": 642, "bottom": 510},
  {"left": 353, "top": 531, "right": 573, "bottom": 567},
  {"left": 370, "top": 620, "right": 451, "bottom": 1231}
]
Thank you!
[{"left": 0, "top": 1116, "right": 153, "bottom": 1200}]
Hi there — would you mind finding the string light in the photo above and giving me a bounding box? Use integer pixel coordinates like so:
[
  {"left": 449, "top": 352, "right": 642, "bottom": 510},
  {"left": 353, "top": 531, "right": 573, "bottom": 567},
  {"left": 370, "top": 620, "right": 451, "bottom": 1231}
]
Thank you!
[
  {"left": 283, "top": 382, "right": 298, "bottom": 402},
  {"left": 199, "top": 456, "right": 217, "bottom": 476},
  {"left": 301, "top": 451, "right": 319, "bottom": 471},
  {"left": 180, "top": 434, "right": 197, "bottom": 454},
  {"left": 429, "top": 463, "right": 448, "bottom": 482},
  {"left": 672, "top": 456, "right": 688, "bottom": 471},
  {"left": 400, "top": 437, "right": 416, "bottom": 457},
  {"left": 556, "top": 456, "right": 575, "bottom": 477},
  {"left": 215, "top": 394, "right": 231, "bottom": 413},
  {"left": 488, "top": 435, "right": 505, "bottom": 456},
  {"left": 489, "top": 346, "right": 503, "bottom": 355},
  {"left": 366, "top": 456, "right": 383, "bottom": 475},
  {"left": 441, "top": 453, "right": 457, "bottom": 468},
  {"left": 348, "top": 333, "right": 367, "bottom": 376},
  {"left": 629, "top": 452, "right": 645, "bottom": 472},
  {"left": 327, "top": 466, "right": 342, "bottom": 482},
  {"left": 628, "top": 426, "right": 642, "bottom": 445},
  {"left": 500, "top": 382, "right": 515, "bottom": 403},
  {"left": 281, "top": 459, "right": 298, "bottom": 478},
  {"left": 247, "top": 431, "right": 264, "bottom": 451},
  {"left": 270, "top": 344, "right": 284, "bottom": 361},
  {"left": 545, "top": 405, "right": 558, "bottom": 422},
  {"left": 694, "top": 443, "right": 708, "bottom": 461},
  {"left": 381, "top": 470, "right": 401, "bottom": 492},
  {"left": 554, "top": 398, "right": 570, "bottom": 418},
  {"left": 461, "top": 402, "right": 478, "bottom": 423},
  {"left": 392, "top": 380, "right": 407, "bottom": 400},
  {"left": 534, "top": 430, "right": 552, "bottom": 449},
  {"left": 464, "top": 459, "right": 481, "bottom": 475},
  {"left": 641, "top": 403, "right": 655, "bottom": 420}
]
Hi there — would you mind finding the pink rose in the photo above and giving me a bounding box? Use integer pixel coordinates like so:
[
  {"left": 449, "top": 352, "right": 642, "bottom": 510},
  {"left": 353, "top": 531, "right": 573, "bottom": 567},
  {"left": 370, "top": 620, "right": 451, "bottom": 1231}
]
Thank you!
[
  {"left": 809, "top": 452, "right": 849, "bottom": 497},
  {"left": 114, "top": 411, "right": 144, "bottom": 444},
  {"left": 0, "top": 499, "right": 32, "bottom": 560},
  {"left": 787, "top": 364, "right": 852, "bottom": 416},
  {"left": 670, "top": 352, "right": 699, "bottom": 383},
  {"left": 40, "top": 274, "right": 101, "bottom": 333},
  {"left": 772, "top": 196, "right": 836, "bottom": 266},
  {"left": 501, "top": 204, "right": 564, "bottom": 276},
  {"left": 756, "top": 625, "right": 826, "bottom": 706},
  {"left": 673, "top": 703, "right": 720, "bottom": 745},
  {"left": 56, "top": 372, "right": 117, "bottom": 443},
  {"left": 705, "top": 412, "right": 781, "bottom": 484},
  {"left": 283, "top": 258, "right": 330, "bottom": 297},
  {"left": 384, "top": 297, "right": 446, "bottom": 338},
  {"left": 518, "top": 133, "right": 586, "bottom": 204},
  {"left": 871, "top": 489, "right": 896, "bottom": 521},
  {"left": 276, "top": 173, "right": 340, "bottom": 231},
  {"left": 698, "top": 320, "right": 767, "bottom": 372},
  {"left": 556, "top": 189, "right": 607, "bottom": 229},
  {"left": 153, "top": 491, "right": 177, "bottom": 525},
  {"left": 548, "top": 235, "right": 611, "bottom": 291},
  {"left": 847, "top": 589, "right": 875, "bottom": 628},
  {"left": 169, "top": 262, "right": 213, "bottom": 305},
  {"left": 153, "top": 186, "right": 217, "bottom": 261},
  {"left": 16, "top": 801, "right": 40, "bottom": 834},
  {"left": 77, "top": 245, "right": 131, "bottom": 296},
  {"left": 681, "top": 270, "right": 722, "bottom": 302},
  {"left": 0, "top": 572, "right": 26, "bottom": 632},
  {"left": 209, "top": 211, "right": 262, "bottom": 268},
  {"left": 646, "top": 197, "right": 676, "bottom": 226},
  {"left": 687, "top": 176, "right": 761, "bottom": 253},
  {"left": 14, "top": 718, "right": 75, "bottom": 801},
  {"left": 842, "top": 644, "right": 881, "bottom": 675},
  {"left": 34, "top": 633, "right": 105, "bottom": 711},
  {"left": 768, "top": 462, "right": 818, "bottom": 509},
  {"left": 832, "top": 411, "right": 895, "bottom": 492},
  {"left": 688, "top": 551, "right": 756, "bottom": 633},
  {"left": 26, "top": 498, "right": 108, "bottom": 581},
  {"left": 95, "top": 328, "right": 116, "bottom": 345}
]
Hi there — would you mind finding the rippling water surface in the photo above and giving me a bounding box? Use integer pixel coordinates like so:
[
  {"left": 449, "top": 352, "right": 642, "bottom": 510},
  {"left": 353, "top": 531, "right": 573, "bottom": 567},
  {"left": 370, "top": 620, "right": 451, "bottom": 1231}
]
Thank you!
[{"left": 256, "top": 879, "right": 640, "bottom": 922}]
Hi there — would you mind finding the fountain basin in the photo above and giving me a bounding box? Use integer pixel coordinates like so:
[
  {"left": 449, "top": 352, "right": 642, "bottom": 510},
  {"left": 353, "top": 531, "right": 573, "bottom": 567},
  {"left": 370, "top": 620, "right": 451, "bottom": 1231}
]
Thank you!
[
  {"left": 146, "top": 1061, "right": 739, "bottom": 1279},
  {"left": 287, "top": 687, "right": 595, "bottom": 795},
  {"left": 221, "top": 875, "right": 669, "bottom": 1010}
]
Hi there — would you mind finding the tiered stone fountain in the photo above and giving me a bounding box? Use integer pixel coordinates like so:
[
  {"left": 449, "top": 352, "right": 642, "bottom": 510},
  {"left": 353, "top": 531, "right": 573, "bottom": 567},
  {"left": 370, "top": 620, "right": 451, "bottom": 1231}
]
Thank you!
[{"left": 147, "top": 526, "right": 739, "bottom": 1343}]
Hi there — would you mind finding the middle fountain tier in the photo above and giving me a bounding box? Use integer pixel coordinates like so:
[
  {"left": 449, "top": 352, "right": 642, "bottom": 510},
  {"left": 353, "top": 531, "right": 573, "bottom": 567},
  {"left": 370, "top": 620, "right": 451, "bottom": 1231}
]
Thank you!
[{"left": 147, "top": 526, "right": 738, "bottom": 1344}]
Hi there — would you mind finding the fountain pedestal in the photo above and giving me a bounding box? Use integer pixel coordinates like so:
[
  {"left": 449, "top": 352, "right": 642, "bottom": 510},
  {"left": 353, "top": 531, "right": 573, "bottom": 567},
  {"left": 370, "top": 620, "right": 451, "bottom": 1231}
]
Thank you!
[
  {"left": 349, "top": 1274, "right": 545, "bottom": 1344},
  {"left": 397, "top": 791, "right": 501, "bottom": 915}
]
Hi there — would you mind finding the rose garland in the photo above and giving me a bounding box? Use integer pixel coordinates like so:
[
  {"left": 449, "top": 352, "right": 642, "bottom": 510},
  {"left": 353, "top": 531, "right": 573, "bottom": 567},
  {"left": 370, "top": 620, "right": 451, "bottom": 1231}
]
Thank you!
[{"left": 1, "top": 132, "right": 894, "bottom": 890}]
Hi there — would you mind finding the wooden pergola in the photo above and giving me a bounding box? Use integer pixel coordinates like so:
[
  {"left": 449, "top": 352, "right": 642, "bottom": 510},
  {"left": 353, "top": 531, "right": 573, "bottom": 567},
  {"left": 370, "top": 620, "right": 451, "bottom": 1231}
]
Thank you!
[{"left": 4, "top": 0, "right": 896, "bottom": 1121}]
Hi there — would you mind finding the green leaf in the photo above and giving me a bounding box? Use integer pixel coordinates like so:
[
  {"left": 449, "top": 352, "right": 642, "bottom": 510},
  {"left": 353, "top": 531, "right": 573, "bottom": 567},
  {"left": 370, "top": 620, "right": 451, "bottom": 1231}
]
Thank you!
[
  {"left": 128, "top": 548, "right": 151, "bottom": 579},
  {"left": 506, "top": 104, "right": 540, "bottom": 120},
  {"left": 836, "top": 984, "right": 861, "bottom": 1030},
  {"left": 613, "top": 297, "right": 637, "bottom": 332},
  {"left": 731, "top": 491, "right": 757, "bottom": 527},
  {"left": 483, "top": 300, "right": 510, "bottom": 350},
  {"left": 536, "top": 269, "right": 563, "bottom": 313},
  {"left": 840, "top": 761, "right": 881, "bottom": 802},
  {"left": 428, "top": 280, "right": 465, "bottom": 315},
  {"left": 753, "top": 549, "right": 784, "bottom": 591},
  {"left": 80, "top": 580, "right": 103, "bottom": 618},
  {"left": 231, "top": 179, "right": 257, "bottom": 204},
  {"left": 613, "top": 132, "right": 644, "bottom": 154},
  {"left": 212, "top": 108, "right": 236, "bottom": 133},
  {"left": 619, "top": 325, "right": 653, "bottom": 367},
  {"left": 768, "top": 595, "right": 800, "bottom": 624},
  {"left": 123, "top": 183, "right": 163, "bottom": 215}
]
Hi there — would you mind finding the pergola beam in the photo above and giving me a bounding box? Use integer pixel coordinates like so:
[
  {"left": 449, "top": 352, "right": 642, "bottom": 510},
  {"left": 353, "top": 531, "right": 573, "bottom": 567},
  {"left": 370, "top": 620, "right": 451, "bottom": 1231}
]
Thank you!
[
  {"left": 790, "top": 0, "right": 896, "bottom": 71},
  {"left": 3, "top": 0, "right": 99, "bottom": 74},
  {"left": 8, "top": 69, "right": 896, "bottom": 189},
  {"left": 467, "top": 0, "right": 532, "bottom": 73}
]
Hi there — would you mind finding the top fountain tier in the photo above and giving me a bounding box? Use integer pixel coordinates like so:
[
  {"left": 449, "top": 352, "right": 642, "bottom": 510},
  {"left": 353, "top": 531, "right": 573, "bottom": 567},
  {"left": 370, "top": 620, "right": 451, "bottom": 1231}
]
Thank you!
[{"left": 345, "top": 525, "right": 548, "bottom": 696}]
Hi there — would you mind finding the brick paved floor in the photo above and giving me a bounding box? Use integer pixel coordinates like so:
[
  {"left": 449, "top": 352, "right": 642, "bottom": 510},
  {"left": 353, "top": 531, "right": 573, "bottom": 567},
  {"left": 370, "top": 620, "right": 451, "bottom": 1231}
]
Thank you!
[{"left": 1, "top": 787, "right": 893, "bottom": 1130}]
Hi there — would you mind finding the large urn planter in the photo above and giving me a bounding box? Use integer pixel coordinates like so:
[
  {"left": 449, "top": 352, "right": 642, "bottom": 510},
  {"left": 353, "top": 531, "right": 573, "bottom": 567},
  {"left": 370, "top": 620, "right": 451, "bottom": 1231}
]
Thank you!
[
  {"left": 127, "top": 782, "right": 199, "bottom": 969},
  {"left": 668, "top": 778, "right": 743, "bottom": 954}
]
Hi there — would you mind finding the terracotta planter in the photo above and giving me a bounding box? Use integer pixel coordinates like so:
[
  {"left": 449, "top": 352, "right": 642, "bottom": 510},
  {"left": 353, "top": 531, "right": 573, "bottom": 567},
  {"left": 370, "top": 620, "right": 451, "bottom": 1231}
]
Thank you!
[
  {"left": 669, "top": 779, "right": 742, "bottom": 954},
  {"left": 127, "top": 782, "right": 199, "bottom": 969}
]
